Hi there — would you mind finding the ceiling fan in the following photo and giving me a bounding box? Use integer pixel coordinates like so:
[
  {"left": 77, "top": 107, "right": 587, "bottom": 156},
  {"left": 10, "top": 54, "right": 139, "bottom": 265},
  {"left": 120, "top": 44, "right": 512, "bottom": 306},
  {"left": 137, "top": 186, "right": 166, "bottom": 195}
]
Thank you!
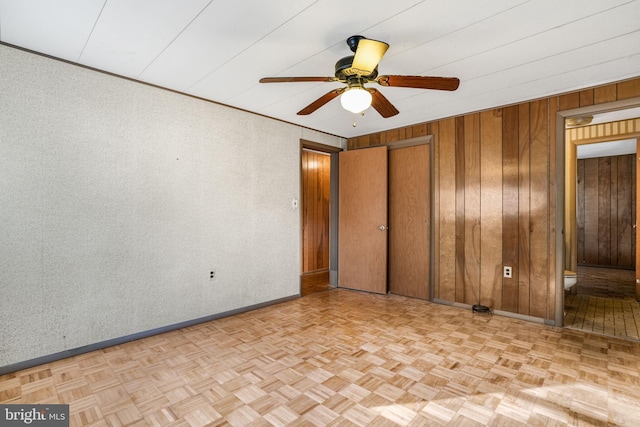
[{"left": 259, "top": 35, "right": 460, "bottom": 118}]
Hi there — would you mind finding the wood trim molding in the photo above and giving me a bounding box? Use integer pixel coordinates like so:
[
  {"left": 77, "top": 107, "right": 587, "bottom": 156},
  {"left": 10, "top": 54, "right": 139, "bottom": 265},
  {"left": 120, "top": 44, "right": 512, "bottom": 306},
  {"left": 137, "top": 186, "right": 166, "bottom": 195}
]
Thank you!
[
  {"left": 348, "top": 135, "right": 433, "bottom": 150},
  {"left": 301, "top": 139, "right": 343, "bottom": 153}
]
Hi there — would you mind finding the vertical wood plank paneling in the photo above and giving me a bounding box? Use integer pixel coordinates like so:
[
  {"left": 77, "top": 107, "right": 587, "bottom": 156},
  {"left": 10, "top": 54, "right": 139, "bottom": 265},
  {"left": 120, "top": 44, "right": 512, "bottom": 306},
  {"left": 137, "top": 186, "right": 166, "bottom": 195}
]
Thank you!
[
  {"left": 386, "top": 129, "right": 398, "bottom": 143},
  {"left": 302, "top": 150, "right": 331, "bottom": 273},
  {"left": 547, "top": 96, "right": 559, "bottom": 317},
  {"left": 314, "top": 152, "right": 321, "bottom": 268},
  {"left": 583, "top": 158, "right": 599, "bottom": 264},
  {"left": 632, "top": 153, "right": 637, "bottom": 266},
  {"left": 610, "top": 159, "right": 619, "bottom": 266},
  {"left": 306, "top": 151, "right": 315, "bottom": 270},
  {"left": 594, "top": 84, "right": 617, "bottom": 104},
  {"left": 579, "top": 89, "right": 594, "bottom": 107},
  {"left": 438, "top": 118, "right": 457, "bottom": 302},
  {"left": 431, "top": 121, "right": 441, "bottom": 301},
  {"left": 321, "top": 153, "right": 330, "bottom": 267},
  {"left": 502, "top": 106, "right": 520, "bottom": 312},
  {"left": 455, "top": 117, "right": 466, "bottom": 302},
  {"left": 413, "top": 123, "right": 428, "bottom": 137},
  {"left": 637, "top": 140, "right": 640, "bottom": 299},
  {"left": 464, "top": 114, "right": 481, "bottom": 305},
  {"left": 559, "top": 92, "right": 580, "bottom": 111},
  {"left": 309, "top": 152, "right": 318, "bottom": 269},
  {"left": 597, "top": 158, "right": 612, "bottom": 265},
  {"left": 528, "top": 99, "right": 549, "bottom": 319},
  {"left": 577, "top": 159, "right": 585, "bottom": 263},
  {"left": 518, "top": 102, "right": 531, "bottom": 315},
  {"left": 480, "top": 110, "right": 503, "bottom": 309},
  {"left": 577, "top": 154, "right": 635, "bottom": 269},
  {"left": 617, "top": 80, "right": 640, "bottom": 99},
  {"left": 302, "top": 151, "right": 310, "bottom": 270},
  {"left": 565, "top": 135, "right": 577, "bottom": 273},
  {"left": 618, "top": 155, "right": 633, "bottom": 267}
]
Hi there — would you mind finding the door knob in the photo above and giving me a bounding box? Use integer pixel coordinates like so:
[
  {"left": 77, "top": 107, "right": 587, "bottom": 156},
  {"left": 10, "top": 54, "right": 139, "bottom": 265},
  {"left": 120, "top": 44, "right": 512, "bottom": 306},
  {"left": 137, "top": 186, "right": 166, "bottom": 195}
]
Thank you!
[{"left": 378, "top": 225, "right": 388, "bottom": 231}]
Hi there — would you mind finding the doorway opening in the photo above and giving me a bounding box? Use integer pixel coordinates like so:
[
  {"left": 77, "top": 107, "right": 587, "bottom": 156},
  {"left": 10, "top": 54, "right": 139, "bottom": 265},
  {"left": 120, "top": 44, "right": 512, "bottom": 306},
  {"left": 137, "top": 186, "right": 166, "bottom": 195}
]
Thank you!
[
  {"left": 557, "top": 99, "right": 640, "bottom": 339},
  {"left": 300, "top": 140, "right": 341, "bottom": 296},
  {"left": 567, "top": 139, "right": 639, "bottom": 338}
]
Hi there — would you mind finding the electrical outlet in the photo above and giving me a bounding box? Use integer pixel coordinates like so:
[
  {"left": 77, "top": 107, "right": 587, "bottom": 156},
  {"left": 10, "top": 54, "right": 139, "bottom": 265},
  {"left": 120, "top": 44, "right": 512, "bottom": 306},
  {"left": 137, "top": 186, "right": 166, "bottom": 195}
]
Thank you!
[
  {"left": 504, "top": 266, "right": 512, "bottom": 278},
  {"left": 209, "top": 270, "right": 215, "bottom": 280}
]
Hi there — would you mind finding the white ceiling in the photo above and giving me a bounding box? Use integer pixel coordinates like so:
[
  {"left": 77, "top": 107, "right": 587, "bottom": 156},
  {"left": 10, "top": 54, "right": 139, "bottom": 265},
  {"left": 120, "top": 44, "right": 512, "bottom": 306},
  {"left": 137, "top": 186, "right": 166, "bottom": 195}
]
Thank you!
[
  {"left": 577, "top": 139, "right": 636, "bottom": 159},
  {"left": 1, "top": 0, "right": 640, "bottom": 138},
  {"left": 589, "top": 106, "right": 640, "bottom": 125}
]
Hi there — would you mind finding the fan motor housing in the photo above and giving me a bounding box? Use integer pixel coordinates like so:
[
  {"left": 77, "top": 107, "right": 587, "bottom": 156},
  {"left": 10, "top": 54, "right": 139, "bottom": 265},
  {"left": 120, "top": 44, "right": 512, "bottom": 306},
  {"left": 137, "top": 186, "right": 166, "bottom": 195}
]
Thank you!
[{"left": 334, "top": 55, "right": 378, "bottom": 80}]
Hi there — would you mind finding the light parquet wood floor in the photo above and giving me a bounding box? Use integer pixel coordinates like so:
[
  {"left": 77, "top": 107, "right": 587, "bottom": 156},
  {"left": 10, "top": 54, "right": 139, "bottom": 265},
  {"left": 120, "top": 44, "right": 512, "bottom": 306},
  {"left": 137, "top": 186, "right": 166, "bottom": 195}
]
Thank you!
[{"left": 2, "top": 289, "right": 640, "bottom": 426}]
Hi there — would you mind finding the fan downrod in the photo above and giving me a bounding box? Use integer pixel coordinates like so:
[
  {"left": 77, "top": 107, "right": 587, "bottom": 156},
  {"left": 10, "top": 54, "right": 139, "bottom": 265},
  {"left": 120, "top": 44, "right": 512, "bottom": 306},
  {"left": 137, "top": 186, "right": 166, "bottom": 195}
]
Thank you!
[{"left": 346, "top": 35, "right": 365, "bottom": 52}]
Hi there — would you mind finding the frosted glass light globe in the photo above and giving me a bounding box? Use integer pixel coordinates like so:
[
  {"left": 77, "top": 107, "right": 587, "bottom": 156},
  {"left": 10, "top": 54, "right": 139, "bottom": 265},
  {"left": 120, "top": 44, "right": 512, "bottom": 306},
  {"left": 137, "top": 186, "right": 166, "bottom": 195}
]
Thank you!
[{"left": 340, "top": 88, "right": 372, "bottom": 114}]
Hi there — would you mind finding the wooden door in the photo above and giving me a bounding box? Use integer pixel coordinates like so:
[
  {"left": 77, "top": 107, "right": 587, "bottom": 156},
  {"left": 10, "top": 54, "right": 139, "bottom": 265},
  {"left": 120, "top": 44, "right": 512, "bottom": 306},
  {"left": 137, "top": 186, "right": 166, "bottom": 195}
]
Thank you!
[
  {"left": 388, "top": 144, "right": 431, "bottom": 299},
  {"left": 338, "top": 146, "right": 388, "bottom": 293}
]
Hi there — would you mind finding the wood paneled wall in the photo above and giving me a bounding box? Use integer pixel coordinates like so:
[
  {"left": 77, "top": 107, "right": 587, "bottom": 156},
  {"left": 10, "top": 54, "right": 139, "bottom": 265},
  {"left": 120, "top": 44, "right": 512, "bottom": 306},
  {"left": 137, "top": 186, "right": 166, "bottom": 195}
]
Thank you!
[
  {"left": 577, "top": 155, "right": 636, "bottom": 268},
  {"left": 302, "top": 150, "right": 331, "bottom": 273},
  {"left": 348, "top": 76, "right": 640, "bottom": 321}
]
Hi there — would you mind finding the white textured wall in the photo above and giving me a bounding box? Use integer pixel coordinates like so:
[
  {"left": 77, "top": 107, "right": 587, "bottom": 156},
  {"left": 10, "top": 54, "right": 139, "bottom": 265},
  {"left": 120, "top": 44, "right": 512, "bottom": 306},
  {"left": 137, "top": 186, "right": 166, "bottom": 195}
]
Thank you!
[{"left": 0, "top": 45, "right": 344, "bottom": 368}]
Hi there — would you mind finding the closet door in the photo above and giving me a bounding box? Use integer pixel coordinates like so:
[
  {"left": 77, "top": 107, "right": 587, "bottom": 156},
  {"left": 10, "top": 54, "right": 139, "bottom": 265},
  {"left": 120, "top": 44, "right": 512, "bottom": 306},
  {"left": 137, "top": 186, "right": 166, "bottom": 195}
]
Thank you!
[
  {"left": 389, "top": 144, "right": 431, "bottom": 299},
  {"left": 338, "top": 146, "right": 388, "bottom": 294}
]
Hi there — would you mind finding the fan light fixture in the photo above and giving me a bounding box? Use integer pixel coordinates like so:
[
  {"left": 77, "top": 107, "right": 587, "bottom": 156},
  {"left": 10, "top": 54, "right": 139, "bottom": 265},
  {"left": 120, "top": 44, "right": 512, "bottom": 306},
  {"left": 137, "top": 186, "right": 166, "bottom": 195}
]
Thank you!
[
  {"left": 340, "top": 87, "right": 372, "bottom": 113},
  {"left": 259, "top": 35, "right": 460, "bottom": 119},
  {"left": 565, "top": 116, "right": 593, "bottom": 127}
]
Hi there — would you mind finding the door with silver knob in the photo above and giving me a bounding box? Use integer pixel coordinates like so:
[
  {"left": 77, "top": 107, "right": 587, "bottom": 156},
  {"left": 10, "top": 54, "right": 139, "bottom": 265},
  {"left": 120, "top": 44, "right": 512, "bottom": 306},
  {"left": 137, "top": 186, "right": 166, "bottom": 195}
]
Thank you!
[{"left": 338, "top": 146, "right": 388, "bottom": 294}]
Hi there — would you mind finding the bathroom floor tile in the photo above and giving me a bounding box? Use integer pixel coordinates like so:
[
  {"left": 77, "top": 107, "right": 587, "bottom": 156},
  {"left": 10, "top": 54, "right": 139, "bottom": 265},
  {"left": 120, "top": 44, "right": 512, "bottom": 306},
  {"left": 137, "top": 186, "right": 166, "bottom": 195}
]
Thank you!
[{"left": 565, "top": 266, "right": 640, "bottom": 341}]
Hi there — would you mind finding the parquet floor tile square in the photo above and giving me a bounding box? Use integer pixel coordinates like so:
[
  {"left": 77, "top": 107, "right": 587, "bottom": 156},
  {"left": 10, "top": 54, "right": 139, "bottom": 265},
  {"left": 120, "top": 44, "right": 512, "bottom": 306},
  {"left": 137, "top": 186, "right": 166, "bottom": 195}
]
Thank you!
[{"left": 4, "top": 289, "right": 640, "bottom": 426}]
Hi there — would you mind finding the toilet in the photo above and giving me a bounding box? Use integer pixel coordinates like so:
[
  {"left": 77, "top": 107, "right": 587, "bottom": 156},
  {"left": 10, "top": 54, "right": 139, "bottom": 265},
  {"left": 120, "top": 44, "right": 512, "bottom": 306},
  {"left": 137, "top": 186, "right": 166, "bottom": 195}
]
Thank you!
[{"left": 564, "top": 270, "right": 577, "bottom": 291}]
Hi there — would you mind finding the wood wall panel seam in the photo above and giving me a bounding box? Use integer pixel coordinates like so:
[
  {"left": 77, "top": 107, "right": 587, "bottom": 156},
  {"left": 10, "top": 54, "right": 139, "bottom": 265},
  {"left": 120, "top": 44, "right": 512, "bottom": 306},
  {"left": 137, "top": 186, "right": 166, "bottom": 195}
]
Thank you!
[
  {"left": 455, "top": 116, "right": 466, "bottom": 303},
  {"left": 502, "top": 105, "right": 520, "bottom": 312}
]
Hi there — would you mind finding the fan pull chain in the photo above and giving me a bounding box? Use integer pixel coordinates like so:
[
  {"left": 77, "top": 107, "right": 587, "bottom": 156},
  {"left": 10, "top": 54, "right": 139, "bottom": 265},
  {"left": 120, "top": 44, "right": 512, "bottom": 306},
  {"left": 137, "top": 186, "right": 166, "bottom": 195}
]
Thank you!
[{"left": 352, "top": 111, "right": 366, "bottom": 127}]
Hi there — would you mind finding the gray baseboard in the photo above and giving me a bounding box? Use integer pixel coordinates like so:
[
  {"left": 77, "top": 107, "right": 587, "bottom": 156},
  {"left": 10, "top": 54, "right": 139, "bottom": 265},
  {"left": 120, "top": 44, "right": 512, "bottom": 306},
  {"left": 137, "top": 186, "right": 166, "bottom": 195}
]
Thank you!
[
  {"left": 330, "top": 269, "right": 338, "bottom": 287},
  {"left": 0, "top": 294, "right": 299, "bottom": 376},
  {"left": 432, "top": 298, "right": 547, "bottom": 324}
]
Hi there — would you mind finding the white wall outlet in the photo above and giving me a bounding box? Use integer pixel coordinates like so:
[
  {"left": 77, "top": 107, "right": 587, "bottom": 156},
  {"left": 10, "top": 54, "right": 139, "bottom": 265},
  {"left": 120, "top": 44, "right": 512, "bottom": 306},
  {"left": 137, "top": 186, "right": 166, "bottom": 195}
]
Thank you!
[
  {"left": 504, "top": 266, "right": 512, "bottom": 278},
  {"left": 292, "top": 199, "right": 298, "bottom": 209},
  {"left": 209, "top": 270, "right": 215, "bottom": 280}
]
